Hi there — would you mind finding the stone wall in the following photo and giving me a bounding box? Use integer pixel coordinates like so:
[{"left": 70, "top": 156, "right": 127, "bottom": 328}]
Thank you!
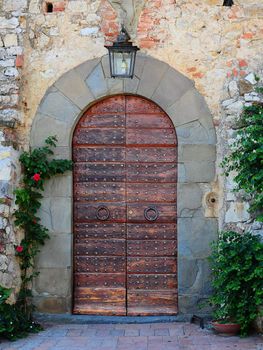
[
  {"left": 0, "top": 0, "right": 262, "bottom": 316},
  {"left": 0, "top": 0, "right": 27, "bottom": 298}
]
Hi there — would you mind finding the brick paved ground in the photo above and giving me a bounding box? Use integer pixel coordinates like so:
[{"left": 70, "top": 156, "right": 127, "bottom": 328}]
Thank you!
[{"left": 0, "top": 322, "right": 262, "bottom": 350}]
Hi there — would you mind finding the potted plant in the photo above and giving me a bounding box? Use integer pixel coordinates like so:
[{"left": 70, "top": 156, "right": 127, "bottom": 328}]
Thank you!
[{"left": 209, "top": 230, "right": 263, "bottom": 337}]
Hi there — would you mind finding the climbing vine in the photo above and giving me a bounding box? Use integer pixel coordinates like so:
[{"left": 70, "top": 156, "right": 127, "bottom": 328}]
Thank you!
[
  {"left": 0, "top": 136, "right": 72, "bottom": 340},
  {"left": 222, "top": 102, "right": 263, "bottom": 221}
]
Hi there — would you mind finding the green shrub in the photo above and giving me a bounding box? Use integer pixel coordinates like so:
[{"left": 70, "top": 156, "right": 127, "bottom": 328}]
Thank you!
[{"left": 209, "top": 230, "right": 263, "bottom": 336}]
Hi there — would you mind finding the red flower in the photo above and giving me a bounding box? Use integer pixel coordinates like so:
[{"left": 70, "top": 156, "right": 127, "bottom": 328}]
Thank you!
[
  {"left": 32, "top": 173, "right": 41, "bottom": 182},
  {"left": 16, "top": 246, "right": 23, "bottom": 253}
]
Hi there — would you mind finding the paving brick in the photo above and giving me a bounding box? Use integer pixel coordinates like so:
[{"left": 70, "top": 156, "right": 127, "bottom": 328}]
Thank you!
[
  {"left": 154, "top": 328, "right": 170, "bottom": 336},
  {"left": 110, "top": 329, "right": 125, "bottom": 336},
  {"left": 124, "top": 329, "right": 140, "bottom": 336}
]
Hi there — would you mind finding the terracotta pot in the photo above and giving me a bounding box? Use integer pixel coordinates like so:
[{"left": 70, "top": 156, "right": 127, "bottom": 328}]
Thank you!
[{"left": 211, "top": 321, "right": 241, "bottom": 336}]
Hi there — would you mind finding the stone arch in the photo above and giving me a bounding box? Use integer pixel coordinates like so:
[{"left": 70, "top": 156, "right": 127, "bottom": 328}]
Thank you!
[{"left": 31, "top": 54, "right": 218, "bottom": 314}]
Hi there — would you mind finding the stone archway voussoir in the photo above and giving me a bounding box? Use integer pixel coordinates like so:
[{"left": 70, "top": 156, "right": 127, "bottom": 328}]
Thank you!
[
  {"left": 54, "top": 69, "right": 94, "bottom": 110},
  {"left": 137, "top": 57, "right": 169, "bottom": 99},
  {"left": 31, "top": 113, "right": 72, "bottom": 148},
  {"left": 167, "top": 88, "right": 212, "bottom": 128},
  {"left": 38, "top": 88, "right": 81, "bottom": 125},
  {"left": 152, "top": 67, "right": 194, "bottom": 111}
]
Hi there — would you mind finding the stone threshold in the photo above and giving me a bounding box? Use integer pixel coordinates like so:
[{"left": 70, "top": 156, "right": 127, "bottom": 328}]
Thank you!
[{"left": 33, "top": 313, "right": 210, "bottom": 324}]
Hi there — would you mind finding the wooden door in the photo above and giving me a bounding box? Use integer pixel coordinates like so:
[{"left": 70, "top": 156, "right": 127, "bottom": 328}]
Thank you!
[{"left": 73, "top": 95, "right": 177, "bottom": 315}]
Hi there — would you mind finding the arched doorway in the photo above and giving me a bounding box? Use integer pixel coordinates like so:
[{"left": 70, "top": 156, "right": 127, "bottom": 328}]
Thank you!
[
  {"left": 31, "top": 55, "right": 217, "bottom": 315},
  {"left": 72, "top": 95, "right": 178, "bottom": 315}
]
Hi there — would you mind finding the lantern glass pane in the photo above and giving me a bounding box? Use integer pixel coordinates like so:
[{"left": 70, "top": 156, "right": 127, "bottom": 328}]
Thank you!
[{"left": 112, "top": 51, "right": 132, "bottom": 77}]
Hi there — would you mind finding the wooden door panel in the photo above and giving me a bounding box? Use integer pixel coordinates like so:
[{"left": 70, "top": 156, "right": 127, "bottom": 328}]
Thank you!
[
  {"left": 127, "top": 257, "right": 176, "bottom": 274},
  {"left": 126, "top": 113, "right": 173, "bottom": 129},
  {"left": 127, "top": 274, "right": 177, "bottom": 290},
  {"left": 88, "top": 95, "right": 125, "bottom": 114},
  {"left": 126, "top": 97, "right": 163, "bottom": 113},
  {"left": 127, "top": 204, "right": 176, "bottom": 223},
  {"left": 126, "top": 129, "right": 176, "bottom": 146},
  {"left": 127, "top": 163, "right": 177, "bottom": 183},
  {"left": 74, "top": 223, "right": 125, "bottom": 239},
  {"left": 75, "top": 240, "right": 126, "bottom": 256},
  {"left": 73, "top": 128, "right": 125, "bottom": 145},
  {"left": 127, "top": 183, "right": 176, "bottom": 203},
  {"left": 127, "top": 223, "right": 177, "bottom": 240},
  {"left": 74, "top": 163, "right": 125, "bottom": 182},
  {"left": 74, "top": 183, "right": 125, "bottom": 202},
  {"left": 73, "top": 147, "right": 125, "bottom": 162},
  {"left": 126, "top": 147, "right": 177, "bottom": 163},
  {"left": 127, "top": 240, "right": 176, "bottom": 257},
  {"left": 74, "top": 203, "right": 126, "bottom": 222},
  {"left": 75, "top": 256, "right": 126, "bottom": 273},
  {"left": 78, "top": 114, "right": 125, "bottom": 128},
  {"left": 74, "top": 287, "right": 126, "bottom": 314},
  {"left": 127, "top": 291, "right": 177, "bottom": 316},
  {"left": 75, "top": 273, "right": 125, "bottom": 288}
]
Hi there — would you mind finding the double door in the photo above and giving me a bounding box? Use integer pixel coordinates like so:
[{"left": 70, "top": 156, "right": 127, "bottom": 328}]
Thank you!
[{"left": 73, "top": 95, "right": 177, "bottom": 315}]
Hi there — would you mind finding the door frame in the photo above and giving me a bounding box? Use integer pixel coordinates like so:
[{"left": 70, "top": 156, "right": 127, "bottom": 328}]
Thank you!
[{"left": 31, "top": 54, "right": 218, "bottom": 315}]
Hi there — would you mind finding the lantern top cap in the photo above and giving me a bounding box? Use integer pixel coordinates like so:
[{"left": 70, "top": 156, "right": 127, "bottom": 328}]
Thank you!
[
  {"left": 105, "top": 25, "right": 140, "bottom": 51},
  {"left": 116, "top": 25, "right": 131, "bottom": 43}
]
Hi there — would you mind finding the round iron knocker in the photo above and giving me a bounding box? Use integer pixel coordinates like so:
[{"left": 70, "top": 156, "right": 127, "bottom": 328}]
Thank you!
[
  {"left": 96, "top": 206, "right": 110, "bottom": 221},
  {"left": 144, "top": 206, "right": 159, "bottom": 222}
]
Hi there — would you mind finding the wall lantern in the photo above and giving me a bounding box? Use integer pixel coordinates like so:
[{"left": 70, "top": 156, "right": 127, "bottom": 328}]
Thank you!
[{"left": 105, "top": 25, "right": 140, "bottom": 79}]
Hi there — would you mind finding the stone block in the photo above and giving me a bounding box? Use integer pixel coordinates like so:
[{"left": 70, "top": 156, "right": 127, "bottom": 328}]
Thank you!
[
  {"left": 137, "top": 57, "right": 169, "bottom": 99},
  {"left": 225, "top": 201, "right": 250, "bottom": 223},
  {"left": 30, "top": 113, "right": 71, "bottom": 148},
  {"left": 167, "top": 88, "right": 212, "bottom": 128},
  {"left": 85, "top": 63, "right": 108, "bottom": 98},
  {"left": 52, "top": 147, "right": 71, "bottom": 160},
  {"left": 38, "top": 89, "right": 80, "bottom": 124},
  {"left": 4, "top": 67, "right": 19, "bottom": 77},
  {"left": 152, "top": 67, "right": 193, "bottom": 110},
  {"left": 178, "top": 217, "right": 218, "bottom": 259},
  {"left": 177, "top": 183, "right": 203, "bottom": 217},
  {"left": 0, "top": 159, "right": 12, "bottom": 181},
  {"left": 3, "top": 0, "right": 27, "bottom": 11},
  {"left": 179, "top": 145, "right": 216, "bottom": 162},
  {"left": 80, "top": 27, "right": 99, "bottom": 36},
  {"left": 178, "top": 294, "right": 211, "bottom": 314},
  {"left": 68, "top": 0, "right": 88, "bottom": 12},
  {"left": 34, "top": 267, "right": 71, "bottom": 297},
  {"left": 75, "top": 57, "right": 101, "bottom": 81},
  {"left": 0, "top": 181, "right": 9, "bottom": 196},
  {"left": 0, "top": 59, "right": 15, "bottom": 67},
  {"left": 3, "top": 34, "right": 18, "bottom": 47},
  {"left": 176, "top": 121, "right": 213, "bottom": 145},
  {"left": 39, "top": 197, "right": 72, "bottom": 234},
  {"left": 183, "top": 161, "right": 215, "bottom": 183},
  {"left": 178, "top": 258, "right": 212, "bottom": 295},
  {"left": 42, "top": 175, "right": 72, "bottom": 198},
  {"left": 55, "top": 69, "right": 94, "bottom": 109},
  {"left": 0, "top": 17, "right": 19, "bottom": 29},
  {"left": 124, "top": 76, "right": 140, "bottom": 93},
  {"left": 35, "top": 233, "right": 72, "bottom": 268},
  {"left": 133, "top": 54, "right": 147, "bottom": 79},
  {"left": 101, "top": 55, "right": 111, "bottom": 79},
  {"left": 106, "top": 78, "right": 124, "bottom": 95},
  {"left": 34, "top": 296, "right": 71, "bottom": 313}
]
